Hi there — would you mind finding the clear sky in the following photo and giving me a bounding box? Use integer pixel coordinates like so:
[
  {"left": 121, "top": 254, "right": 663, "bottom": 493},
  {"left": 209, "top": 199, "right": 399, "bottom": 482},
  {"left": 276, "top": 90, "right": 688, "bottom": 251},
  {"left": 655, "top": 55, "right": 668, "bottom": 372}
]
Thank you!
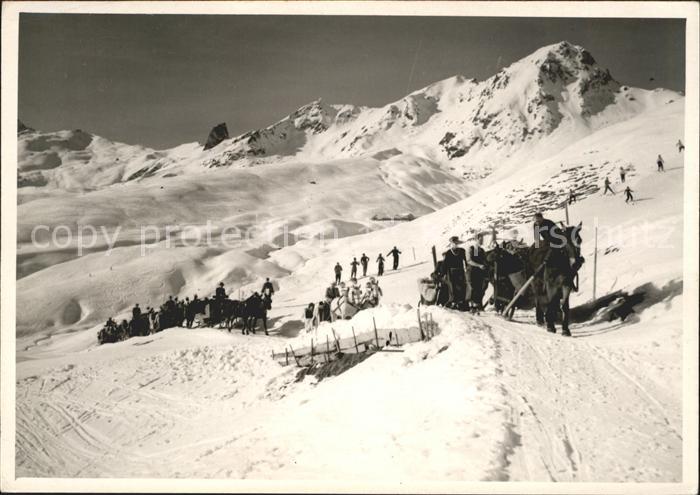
[{"left": 18, "top": 15, "right": 685, "bottom": 149}]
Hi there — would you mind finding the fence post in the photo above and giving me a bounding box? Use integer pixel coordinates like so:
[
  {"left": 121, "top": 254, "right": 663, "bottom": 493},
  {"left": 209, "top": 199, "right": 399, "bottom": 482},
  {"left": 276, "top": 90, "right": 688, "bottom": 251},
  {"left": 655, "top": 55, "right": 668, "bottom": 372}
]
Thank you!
[
  {"left": 289, "top": 345, "right": 300, "bottom": 366},
  {"left": 351, "top": 326, "right": 359, "bottom": 353},
  {"left": 372, "top": 317, "right": 380, "bottom": 350},
  {"left": 310, "top": 338, "right": 314, "bottom": 365},
  {"left": 325, "top": 335, "right": 330, "bottom": 362},
  {"left": 593, "top": 225, "right": 598, "bottom": 302},
  {"left": 331, "top": 328, "right": 341, "bottom": 352},
  {"left": 494, "top": 261, "right": 499, "bottom": 312},
  {"left": 417, "top": 307, "right": 425, "bottom": 340}
]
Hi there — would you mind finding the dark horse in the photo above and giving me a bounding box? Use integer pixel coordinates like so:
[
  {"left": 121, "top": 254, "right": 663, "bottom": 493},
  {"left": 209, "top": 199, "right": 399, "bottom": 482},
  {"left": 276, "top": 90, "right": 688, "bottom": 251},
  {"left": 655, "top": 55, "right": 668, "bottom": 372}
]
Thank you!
[
  {"left": 530, "top": 223, "right": 584, "bottom": 335},
  {"left": 241, "top": 293, "right": 268, "bottom": 335},
  {"left": 485, "top": 242, "right": 539, "bottom": 319},
  {"left": 486, "top": 223, "right": 584, "bottom": 336},
  {"left": 220, "top": 299, "right": 244, "bottom": 331}
]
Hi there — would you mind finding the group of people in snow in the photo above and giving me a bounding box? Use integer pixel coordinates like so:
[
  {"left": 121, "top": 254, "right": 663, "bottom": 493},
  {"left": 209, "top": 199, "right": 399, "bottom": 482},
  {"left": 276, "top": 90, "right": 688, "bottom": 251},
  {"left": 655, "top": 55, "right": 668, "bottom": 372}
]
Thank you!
[
  {"left": 600, "top": 143, "right": 683, "bottom": 204},
  {"left": 334, "top": 246, "right": 401, "bottom": 282},
  {"left": 436, "top": 232, "right": 490, "bottom": 312},
  {"left": 303, "top": 276, "right": 384, "bottom": 332},
  {"left": 98, "top": 278, "right": 276, "bottom": 344}
]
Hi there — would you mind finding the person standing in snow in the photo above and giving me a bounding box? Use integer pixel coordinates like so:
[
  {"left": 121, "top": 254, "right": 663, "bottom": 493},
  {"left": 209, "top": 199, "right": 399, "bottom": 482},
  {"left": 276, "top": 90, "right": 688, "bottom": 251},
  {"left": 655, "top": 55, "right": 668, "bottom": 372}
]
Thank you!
[
  {"left": 360, "top": 253, "right": 370, "bottom": 277},
  {"left": 334, "top": 262, "right": 343, "bottom": 283},
  {"left": 376, "top": 254, "right": 385, "bottom": 276},
  {"left": 624, "top": 186, "right": 634, "bottom": 203},
  {"left": 603, "top": 177, "right": 615, "bottom": 195},
  {"left": 350, "top": 257, "right": 359, "bottom": 279},
  {"left": 619, "top": 166, "right": 626, "bottom": 183},
  {"left": 387, "top": 246, "right": 402, "bottom": 270},
  {"left": 261, "top": 278, "right": 274, "bottom": 298},
  {"left": 677, "top": 139, "right": 685, "bottom": 153},
  {"left": 657, "top": 154, "right": 665, "bottom": 172},
  {"left": 132, "top": 303, "right": 141, "bottom": 320},
  {"left": 467, "top": 233, "right": 488, "bottom": 312},
  {"left": 184, "top": 297, "right": 195, "bottom": 328},
  {"left": 568, "top": 189, "right": 577, "bottom": 205},
  {"left": 441, "top": 236, "right": 468, "bottom": 310},
  {"left": 303, "top": 303, "right": 316, "bottom": 333}
]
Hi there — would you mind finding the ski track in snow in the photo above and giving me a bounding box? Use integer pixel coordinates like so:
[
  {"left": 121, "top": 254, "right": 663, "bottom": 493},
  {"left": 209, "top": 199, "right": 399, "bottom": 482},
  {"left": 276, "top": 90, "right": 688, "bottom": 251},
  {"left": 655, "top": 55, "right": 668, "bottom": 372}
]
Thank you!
[{"left": 482, "top": 315, "right": 682, "bottom": 482}]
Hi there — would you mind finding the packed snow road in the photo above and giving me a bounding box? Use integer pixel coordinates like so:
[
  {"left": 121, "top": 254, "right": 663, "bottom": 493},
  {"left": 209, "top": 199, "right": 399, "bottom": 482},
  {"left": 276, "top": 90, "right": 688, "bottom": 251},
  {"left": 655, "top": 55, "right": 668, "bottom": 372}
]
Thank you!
[
  {"left": 15, "top": 299, "right": 682, "bottom": 482},
  {"left": 481, "top": 313, "right": 682, "bottom": 482}
]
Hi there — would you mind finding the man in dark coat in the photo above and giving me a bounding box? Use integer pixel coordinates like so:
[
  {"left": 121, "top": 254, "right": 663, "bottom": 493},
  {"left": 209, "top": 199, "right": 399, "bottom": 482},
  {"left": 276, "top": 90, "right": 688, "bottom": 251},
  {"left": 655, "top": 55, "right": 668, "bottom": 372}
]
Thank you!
[
  {"left": 334, "top": 262, "right": 343, "bottom": 283},
  {"left": 360, "top": 253, "right": 370, "bottom": 277},
  {"left": 533, "top": 212, "right": 558, "bottom": 247},
  {"left": 261, "top": 278, "right": 275, "bottom": 298},
  {"left": 325, "top": 282, "right": 340, "bottom": 301},
  {"left": 442, "top": 236, "right": 468, "bottom": 310},
  {"left": 467, "top": 233, "right": 488, "bottom": 312},
  {"left": 387, "top": 246, "right": 402, "bottom": 270}
]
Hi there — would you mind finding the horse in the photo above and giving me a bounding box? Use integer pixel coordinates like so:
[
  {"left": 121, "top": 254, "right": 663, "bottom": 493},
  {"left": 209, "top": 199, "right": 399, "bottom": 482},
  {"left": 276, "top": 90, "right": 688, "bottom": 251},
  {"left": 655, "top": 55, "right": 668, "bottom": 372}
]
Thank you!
[
  {"left": 485, "top": 242, "right": 541, "bottom": 319},
  {"left": 527, "top": 223, "right": 584, "bottom": 336},
  {"left": 329, "top": 292, "right": 361, "bottom": 321},
  {"left": 220, "top": 298, "right": 244, "bottom": 331},
  {"left": 241, "top": 294, "right": 268, "bottom": 335}
]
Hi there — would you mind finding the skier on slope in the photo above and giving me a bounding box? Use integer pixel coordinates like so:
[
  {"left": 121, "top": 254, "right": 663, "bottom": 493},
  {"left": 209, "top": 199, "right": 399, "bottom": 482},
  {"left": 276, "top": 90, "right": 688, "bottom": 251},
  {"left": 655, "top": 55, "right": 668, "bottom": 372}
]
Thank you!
[
  {"left": 603, "top": 177, "right": 615, "bottom": 195},
  {"left": 387, "top": 246, "right": 402, "bottom": 270},
  {"left": 624, "top": 186, "right": 634, "bottom": 203},
  {"left": 360, "top": 253, "right": 370, "bottom": 277},
  {"left": 619, "top": 166, "right": 626, "bottom": 183},
  {"left": 376, "top": 254, "right": 385, "bottom": 276},
  {"left": 350, "top": 257, "right": 360, "bottom": 279},
  {"left": 657, "top": 154, "right": 665, "bottom": 172},
  {"left": 677, "top": 139, "right": 684, "bottom": 153}
]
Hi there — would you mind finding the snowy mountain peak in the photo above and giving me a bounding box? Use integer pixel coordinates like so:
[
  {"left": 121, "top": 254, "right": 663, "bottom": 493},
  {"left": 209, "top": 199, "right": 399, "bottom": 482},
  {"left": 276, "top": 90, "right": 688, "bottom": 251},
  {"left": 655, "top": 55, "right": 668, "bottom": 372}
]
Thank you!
[{"left": 18, "top": 42, "right": 682, "bottom": 188}]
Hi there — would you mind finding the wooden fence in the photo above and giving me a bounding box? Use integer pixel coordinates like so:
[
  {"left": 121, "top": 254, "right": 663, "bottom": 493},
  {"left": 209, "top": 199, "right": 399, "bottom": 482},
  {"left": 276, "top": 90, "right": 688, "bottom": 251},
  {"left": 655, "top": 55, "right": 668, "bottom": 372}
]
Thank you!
[{"left": 272, "top": 310, "right": 439, "bottom": 367}]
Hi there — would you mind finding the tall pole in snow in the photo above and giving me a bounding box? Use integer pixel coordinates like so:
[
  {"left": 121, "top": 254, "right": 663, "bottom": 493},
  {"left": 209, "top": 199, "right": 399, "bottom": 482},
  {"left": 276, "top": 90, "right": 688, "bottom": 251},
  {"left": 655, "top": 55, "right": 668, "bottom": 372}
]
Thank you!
[
  {"left": 564, "top": 200, "right": 570, "bottom": 225},
  {"left": 592, "top": 225, "right": 598, "bottom": 302}
]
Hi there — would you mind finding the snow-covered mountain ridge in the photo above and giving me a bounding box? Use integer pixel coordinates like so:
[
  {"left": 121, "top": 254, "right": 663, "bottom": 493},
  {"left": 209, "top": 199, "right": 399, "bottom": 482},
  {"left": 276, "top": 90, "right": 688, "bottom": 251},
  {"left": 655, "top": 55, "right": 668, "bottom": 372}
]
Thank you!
[{"left": 18, "top": 41, "right": 682, "bottom": 192}]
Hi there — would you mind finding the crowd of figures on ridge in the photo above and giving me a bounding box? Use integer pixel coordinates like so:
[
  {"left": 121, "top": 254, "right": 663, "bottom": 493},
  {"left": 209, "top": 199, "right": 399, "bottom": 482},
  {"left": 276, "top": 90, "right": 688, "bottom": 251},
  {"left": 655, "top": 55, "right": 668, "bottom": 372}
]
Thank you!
[{"left": 98, "top": 278, "right": 276, "bottom": 344}]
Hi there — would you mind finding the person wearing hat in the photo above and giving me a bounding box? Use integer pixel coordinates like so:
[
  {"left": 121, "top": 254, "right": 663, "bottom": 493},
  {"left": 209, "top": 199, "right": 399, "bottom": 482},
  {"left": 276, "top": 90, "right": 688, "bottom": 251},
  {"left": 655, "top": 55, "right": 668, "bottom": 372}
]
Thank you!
[
  {"left": 442, "top": 236, "right": 468, "bottom": 310},
  {"left": 467, "top": 233, "right": 488, "bottom": 312},
  {"left": 215, "top": 282, "right": 227, "bottom": 300}
]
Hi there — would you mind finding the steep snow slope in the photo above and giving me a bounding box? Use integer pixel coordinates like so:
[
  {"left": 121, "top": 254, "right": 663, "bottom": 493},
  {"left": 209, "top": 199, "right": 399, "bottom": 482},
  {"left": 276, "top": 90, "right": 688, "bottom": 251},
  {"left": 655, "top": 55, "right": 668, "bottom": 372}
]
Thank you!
[{"left": 16, "top": 155, "right": 470, "bottom": 336}]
